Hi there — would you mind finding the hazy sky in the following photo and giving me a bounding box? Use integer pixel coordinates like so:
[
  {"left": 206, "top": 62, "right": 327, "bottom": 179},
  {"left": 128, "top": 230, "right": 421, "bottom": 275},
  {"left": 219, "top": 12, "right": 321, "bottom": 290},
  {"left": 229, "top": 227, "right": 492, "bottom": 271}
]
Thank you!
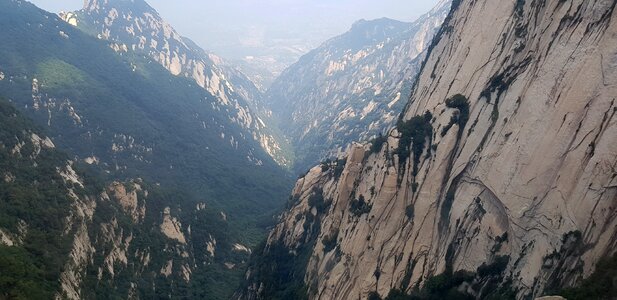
[{"left": 28, "top": 0, "right": 441, "bottom": 59}]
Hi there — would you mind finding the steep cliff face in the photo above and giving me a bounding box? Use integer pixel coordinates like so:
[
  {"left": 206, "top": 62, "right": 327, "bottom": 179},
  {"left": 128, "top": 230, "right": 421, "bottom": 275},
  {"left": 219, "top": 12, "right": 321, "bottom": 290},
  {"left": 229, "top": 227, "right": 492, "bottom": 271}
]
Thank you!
[
  {"left": 243, "top": 0, "right": 617, "bottom": 299},
  {"left": 63, "top": 0, "right": 291, "bottom": 165},
  {"left": 265, "top": 0, "right": 450, "bottom": 171}
]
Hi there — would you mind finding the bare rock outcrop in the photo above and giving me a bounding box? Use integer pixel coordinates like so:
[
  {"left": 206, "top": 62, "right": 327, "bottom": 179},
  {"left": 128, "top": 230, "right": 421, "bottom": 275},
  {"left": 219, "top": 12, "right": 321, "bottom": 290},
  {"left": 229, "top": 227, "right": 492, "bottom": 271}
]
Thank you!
[
  {"left": 243, "top": 0, "right": 617, "bottom": 299},
  {"left": 107, "top": 181, "right": 146, "bottom": 223},
  {"left": 160, "top": 207, "right": 187, "bottom": 244}
]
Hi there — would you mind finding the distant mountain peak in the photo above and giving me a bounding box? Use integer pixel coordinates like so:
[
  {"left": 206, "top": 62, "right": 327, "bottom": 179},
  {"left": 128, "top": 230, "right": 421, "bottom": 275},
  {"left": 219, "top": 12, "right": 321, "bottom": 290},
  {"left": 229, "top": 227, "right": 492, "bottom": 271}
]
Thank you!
[
  {"left": 350, "top": 17, "right": 410, "bottom": 32},
  {"left": 323, "top": 17, "right": 413, "bottom": 53},
  {"left": 352, "top": 17, "right": 407, "bottom": 28},
  {"left": 72, "top": 0, "right": 292, "bottom": 167},
  {"left": 263, "top": 1, "right": 451, "bottom": 172},
  {"left": 83, "top": 0, "right": 154, "bottom": 14}
]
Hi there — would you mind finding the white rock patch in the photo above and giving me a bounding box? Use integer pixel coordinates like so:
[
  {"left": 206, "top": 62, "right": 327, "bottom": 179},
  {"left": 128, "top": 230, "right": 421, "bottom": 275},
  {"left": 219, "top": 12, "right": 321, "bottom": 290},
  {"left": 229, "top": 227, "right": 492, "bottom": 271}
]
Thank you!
[{"left": 160, "top": 207, "right": 186, "bottom": 244}]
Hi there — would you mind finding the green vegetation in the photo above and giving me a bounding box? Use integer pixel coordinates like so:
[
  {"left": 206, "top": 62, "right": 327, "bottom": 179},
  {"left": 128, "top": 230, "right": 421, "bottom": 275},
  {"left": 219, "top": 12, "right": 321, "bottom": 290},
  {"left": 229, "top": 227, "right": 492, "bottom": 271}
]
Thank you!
[
  {"left": 350, "top": 195, "right": 372, "bottom": 217},
  {"left": 559, "top": 254, "right": 617, "bottom": 300},
  {"left": 405, "top": 205, "right": 415, "bottom": 219},
  {"left": 369, "top": 291, "right": 384, "bottom": 300},
  {"left": 308, "top": 188, "right": 331, "bottom": 214},
  {"left": 371, "top": 133, "right": 389, "bottom": 154},
  {"left": 0, "top": 0, "right": 292, "bottom": 219},
  {"left": 371, "top": 274, "right": 476, "bottom": 300},
  {"left": 396, "top": 111, "right": 433, "bottom": 177},
  {"left": 322, "top": 231, "right": 339, "bottom": 253},
  {"left": 36, "top": 59, "right": 90, "bottom": 90},
  {"left": 240, "top": 237, "right": 315, "bottom": 299},
  {"left": 0, "top": 246, "right": 55, "bottom": 299},
  {"left": 334, "top": 158, "right": 347, "bottom": 178},
  {"left": 0, "top": 97, "right": 256, "bottom": 299},
  {"left": 372, "top": 255, "right": 513, "bottom": 300},
  {"left": 441, "top": 94, "right": 470, "bottom": 137},
  {"left": 0, "top": 98, "right": 86, "bottom": 298},
  {"left": 477, "top": 255, "right": 510, "bottom": 277},
  {"left": 238, "top": 180, "right": 332, "bottom": 300},
  {"left": 321, "top": 158, "right": 347, "bottom": 179}
]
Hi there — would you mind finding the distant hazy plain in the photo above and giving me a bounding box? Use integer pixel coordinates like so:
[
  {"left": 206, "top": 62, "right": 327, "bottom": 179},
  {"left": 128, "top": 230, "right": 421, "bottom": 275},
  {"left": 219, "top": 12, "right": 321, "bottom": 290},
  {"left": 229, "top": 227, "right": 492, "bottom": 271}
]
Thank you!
[{"left": 28, "top": 0, "right": 440, "bottom": 86}]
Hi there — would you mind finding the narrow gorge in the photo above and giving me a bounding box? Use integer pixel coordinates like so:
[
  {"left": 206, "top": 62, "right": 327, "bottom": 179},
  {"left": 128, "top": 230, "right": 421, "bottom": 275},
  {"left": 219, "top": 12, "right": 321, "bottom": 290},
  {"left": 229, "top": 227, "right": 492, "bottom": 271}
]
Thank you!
[
  {"left": 241, "top": 0, "right": 617, "bottom": 299},
  {"left": 0, "top": 0, "right": 615, "bottom": 299}
]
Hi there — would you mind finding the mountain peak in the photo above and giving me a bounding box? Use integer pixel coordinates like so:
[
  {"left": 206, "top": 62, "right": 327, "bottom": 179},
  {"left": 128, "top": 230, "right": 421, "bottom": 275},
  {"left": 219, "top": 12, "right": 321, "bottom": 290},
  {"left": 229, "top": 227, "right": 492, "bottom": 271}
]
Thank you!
[
  {"left": 351, "top": 17, "right": 409, "bottom": 31},
  {"left": 83, "top": 0, "right": 154, "bottom": 14},
  {"left": 329, "top": 17, "right": 411, "bottom": 52}
]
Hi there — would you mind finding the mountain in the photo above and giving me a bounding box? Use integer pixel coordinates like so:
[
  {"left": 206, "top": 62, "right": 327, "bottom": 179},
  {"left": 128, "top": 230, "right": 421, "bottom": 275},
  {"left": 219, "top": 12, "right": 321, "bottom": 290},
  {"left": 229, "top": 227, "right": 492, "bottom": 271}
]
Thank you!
[
  {"left": 0, "top": 96, "right": 254, "bottom": 299},
  {"left": 0, "top": 0, "right": 291, "bottom": 215},
  {"left": 265, "top": 0, "right": 450, "bottom": 172},
  {"left": 241, "top": 0, "right": 617, "bottom": 299},
  {"left": 61, "top": 0, "right": 292, "bottom": 166},
  {"left": 0, "top": 0, "right": 293, "bottom": 297},
  {"left": 0, "top": 97, "right": 80, "bottom": 299}
]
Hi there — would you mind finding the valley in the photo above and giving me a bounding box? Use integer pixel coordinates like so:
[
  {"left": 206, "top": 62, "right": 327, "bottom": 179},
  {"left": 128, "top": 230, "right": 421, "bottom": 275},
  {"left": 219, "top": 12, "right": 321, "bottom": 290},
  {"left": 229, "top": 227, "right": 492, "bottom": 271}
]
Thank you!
[
  {"left": 0, "top": 0, "right": 616, "bottom": 299},
  {"left": 0, "top": 0, "right": 291, "bottom": 298},
  {"left": 265, "top": 0, "right": 451, "bottom": 172}
]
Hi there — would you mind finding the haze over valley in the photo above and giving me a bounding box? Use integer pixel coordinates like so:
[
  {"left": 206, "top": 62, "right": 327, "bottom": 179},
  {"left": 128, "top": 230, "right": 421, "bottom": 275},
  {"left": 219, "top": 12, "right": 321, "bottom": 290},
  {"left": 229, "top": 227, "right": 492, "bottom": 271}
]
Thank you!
[{"left": 30, "top": 0, "right": 442, "bottom": 89}]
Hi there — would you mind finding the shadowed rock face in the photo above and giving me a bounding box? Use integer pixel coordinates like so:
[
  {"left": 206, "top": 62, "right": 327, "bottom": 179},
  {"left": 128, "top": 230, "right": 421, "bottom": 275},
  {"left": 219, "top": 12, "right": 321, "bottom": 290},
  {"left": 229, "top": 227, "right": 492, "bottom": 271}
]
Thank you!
[
  {"left": 265, "top": 0, "right": 451, "bottom": 172},
  {"left": 242, "top": 0, "right": 617, "bottom": 299},
  {"left": 69, "top": 0, "right": 292, "bottom": 166}
]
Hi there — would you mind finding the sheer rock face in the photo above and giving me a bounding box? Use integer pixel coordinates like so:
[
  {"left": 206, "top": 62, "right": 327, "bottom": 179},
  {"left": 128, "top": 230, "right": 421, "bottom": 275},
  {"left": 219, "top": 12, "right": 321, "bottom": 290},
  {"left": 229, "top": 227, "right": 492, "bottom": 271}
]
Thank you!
[
  {"left": 265, "top": 0, "right": 450, "bottom": 171},
  {"left": 69, "top": 0, "right": 290, "bottom": 166},
  {"left": 247, "top": 0, "right": 617, "bottom": 299}
]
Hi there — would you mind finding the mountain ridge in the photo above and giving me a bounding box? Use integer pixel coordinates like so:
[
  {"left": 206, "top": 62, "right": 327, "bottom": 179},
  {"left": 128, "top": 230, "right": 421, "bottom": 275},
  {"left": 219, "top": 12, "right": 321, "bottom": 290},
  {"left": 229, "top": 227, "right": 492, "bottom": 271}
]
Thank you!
[
  {"left": 264, "top": 1, "right": 451, "bottom": 172},
  {"left": 64, "top": 0, "right": 293, "bottom": 166}
]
